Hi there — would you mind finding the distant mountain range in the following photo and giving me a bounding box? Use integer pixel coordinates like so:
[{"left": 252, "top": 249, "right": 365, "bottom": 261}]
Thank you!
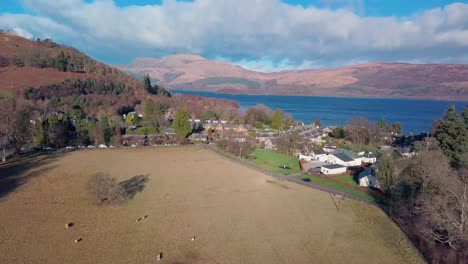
[{"left": 118, "top": 54, "right": 468, "bottom": 101}]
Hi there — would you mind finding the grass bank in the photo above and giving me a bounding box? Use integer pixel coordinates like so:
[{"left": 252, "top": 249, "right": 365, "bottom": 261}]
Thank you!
[{"left": 247, "top": 148, "right": 301, "bottom": 175}]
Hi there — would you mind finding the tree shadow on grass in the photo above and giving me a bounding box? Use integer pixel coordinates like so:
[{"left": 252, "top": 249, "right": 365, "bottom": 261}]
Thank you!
[
  {"left": 119, "top": 174, "right": 149, "bottom": 199},
  {"left": 0, "top": 151, "right": 62, "bottom": 200}
]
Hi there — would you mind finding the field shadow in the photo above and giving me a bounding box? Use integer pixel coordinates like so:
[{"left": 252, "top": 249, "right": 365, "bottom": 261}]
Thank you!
[
  {"left": 0, "top": 152, "right": 60, "bottom": 200},
  {"left": 119, "top": 174, "right": 149, "bottom": 199}
]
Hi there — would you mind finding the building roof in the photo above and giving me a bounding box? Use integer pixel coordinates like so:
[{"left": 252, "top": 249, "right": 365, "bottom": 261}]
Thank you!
[
  {"left": 358, "top": 167, "right": 374, "bottom": 179},
  {"left": 315, "top": 149, "right": 326, "bottom": 155},
  {"left": 322, "top": 164, "right": 346, "bottom": 169},
  {"left": 332, "top": 152, "right": 354, "bottom": 162}
]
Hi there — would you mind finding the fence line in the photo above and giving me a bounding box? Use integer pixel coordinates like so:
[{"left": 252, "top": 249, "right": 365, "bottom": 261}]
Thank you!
[{"left": 204, "top": 145, "right": 378, "bottom": 206}]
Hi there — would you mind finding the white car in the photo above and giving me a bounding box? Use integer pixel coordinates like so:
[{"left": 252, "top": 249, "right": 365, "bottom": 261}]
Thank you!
[
  {"left": 65, "top": 146, "right": 74, "bottom": 149},
  {"left": 98, "top": 144, "right": 108, "bottom": 148},
  {"left": 87, "top": 145, "right": 96, "bottom": 149},
  {"left": 131, "top": 144, "right": 137, "bottom": 148}
]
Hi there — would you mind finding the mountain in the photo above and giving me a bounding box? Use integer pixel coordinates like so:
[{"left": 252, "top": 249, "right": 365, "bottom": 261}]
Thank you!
[{"left": 119, "top": 55, "right": 468, "bottom": 101}]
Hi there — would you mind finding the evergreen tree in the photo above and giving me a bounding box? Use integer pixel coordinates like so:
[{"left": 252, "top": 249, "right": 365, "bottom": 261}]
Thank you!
[
  {"left": 99, "top": 114, "right": 111, "bottom": 146},
  {"left": 391, "top": 122, "right": 403, "bottom": 135},
  {"left": 313, "top": 118, "right": 322, "bottom": 127},
  {"left": 172, "top": 106, "right": 192, "bottom": 140},
  {"left": 434, "top": 105, "right": 468, "bottom": 166},
  {"left": 54, "top": 51, "right": 68, "bottom": 72},
  {"left": 143, "top": 74, "right": 152, "bottom": 94},
  {"left": 377, "top": 118, "right": 389, "bottom": 132},
  {"left": 271, "top": 109, "right": 284, "bottom": 130}
]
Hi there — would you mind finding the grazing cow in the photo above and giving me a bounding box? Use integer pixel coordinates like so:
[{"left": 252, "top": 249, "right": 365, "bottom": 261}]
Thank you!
[
  {"left": 74, "top": 238, "right": 82, "bottom": 243},
  {"left": 143, "top": 215, "right": 148, "bottom": 219},
  {"left": 136, "top": 218, "right": 142, "bottom": 222},
  {"left": 65, "top": 223, "right": 73, "bottom": 229},
  {"left": 156, "top": 252, "right": 163, "bottom": 261}
]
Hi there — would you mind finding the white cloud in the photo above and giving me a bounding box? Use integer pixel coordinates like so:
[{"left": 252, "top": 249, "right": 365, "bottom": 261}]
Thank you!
[{"left": 0, "top": 0, "right": 467, "bottom": 70}]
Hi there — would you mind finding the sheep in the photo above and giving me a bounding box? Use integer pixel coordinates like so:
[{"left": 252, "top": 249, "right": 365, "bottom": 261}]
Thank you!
[
  {"left": 156, "top": 252, "right": 163, "bottom": 261},
  {"left": 74, "top": 238, "right": 82, "bottom": 243},
  {"left": 65, "top": 223, "right": 74, "bottom": 229},
  {"left": 191, "top": 236, "right": 196, "bottom": 241}
]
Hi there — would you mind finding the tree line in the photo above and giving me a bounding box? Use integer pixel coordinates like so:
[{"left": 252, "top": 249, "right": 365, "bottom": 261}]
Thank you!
[{"left": 376, "top": 106, "right": 468, "bottom": 263}]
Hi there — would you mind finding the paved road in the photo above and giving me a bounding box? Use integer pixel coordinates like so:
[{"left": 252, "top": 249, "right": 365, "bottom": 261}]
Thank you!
[{"left": 205, "top": 145, "right": 377, "bottom": 206}]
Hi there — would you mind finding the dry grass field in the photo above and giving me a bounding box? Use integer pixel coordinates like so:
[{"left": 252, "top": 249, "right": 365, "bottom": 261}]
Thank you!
[{"left": 0, "top": 147, "right": 424, "bottom": 264}]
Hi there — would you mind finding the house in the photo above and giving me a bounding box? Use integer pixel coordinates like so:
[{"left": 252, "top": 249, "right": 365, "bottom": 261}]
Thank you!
[
  {"left": 316, "top": 149, "right": 373, "bottom": 167},
  {"left": 325, "top": 150, "right": 362, "bottom": 167},
  {"left": 322, "top": 127, "right": 333, "bottom": 135},
  {"left": 314, "top": 149, "right": 327, "bottom": 160},
  {"left": 256, "top": 133, "right": 269, "bottom": 142},
  {"left": 320, "top": 164, "right": 347, "bottom": 175},
  {"left": 203, "top": 123, "right": 215, "bottom": 130},
  {"left": 189, "top": 133, "right": 208, "bottom": 142},
  {"left": 215, "top": 123, "right": 225, "bottom": 131},
  {"left": 264, "top": 137, "right": 278, "bottom": 151},
  {"left": 299, "top": 154, "right": 314, "bottom": 162},
  {"left": 323, "top": 145, "right": 338, "bottom": 153},
  {"left": 360, "top": 152, "right": 377, "bottom": 164},
  {"left": 236, "top": 124, "right": 248, "bottom": 133},
  {"left": 358, "top": 166, "right": 379, "bottom": 188},
  {"left": 397, "top": 147, "right": 416, "bottom": 158}
]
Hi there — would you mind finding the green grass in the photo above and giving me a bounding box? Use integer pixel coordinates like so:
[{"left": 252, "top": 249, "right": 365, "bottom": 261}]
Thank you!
[
  {"left": 248, "top": 148, "right": 301, "bottom": 175},
  {"left": 0, "top": 91, "right": 14, "bottom": 98},
  {"left": 334, "top": 174, "right": 357, "bottom": 185},
  {"left": 302, "top": 175, "right": 378, "bottom": 203}
]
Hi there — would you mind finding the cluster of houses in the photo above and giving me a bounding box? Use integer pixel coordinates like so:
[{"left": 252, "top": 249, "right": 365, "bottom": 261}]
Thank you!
[{"left": 299, "top": 147, "right": 379, "bottom": 189}]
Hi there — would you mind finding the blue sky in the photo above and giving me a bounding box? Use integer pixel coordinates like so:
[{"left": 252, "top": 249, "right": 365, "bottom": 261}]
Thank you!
[{"left": 1, "top": 0, "right": 468, "bottom": 71}]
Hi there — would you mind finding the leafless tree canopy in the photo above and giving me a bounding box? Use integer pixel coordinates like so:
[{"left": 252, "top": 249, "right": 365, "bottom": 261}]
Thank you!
[
  {"left": 346, "top": 117, "right": 379, "bottom": 145},
  {"left": 87, "top": 173, "right": 127, "bottom": 204}
]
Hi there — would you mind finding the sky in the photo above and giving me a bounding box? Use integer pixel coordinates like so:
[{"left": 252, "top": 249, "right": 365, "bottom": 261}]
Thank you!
[{"left": 1, "top": 0, "right": 468, "bottom": 72}]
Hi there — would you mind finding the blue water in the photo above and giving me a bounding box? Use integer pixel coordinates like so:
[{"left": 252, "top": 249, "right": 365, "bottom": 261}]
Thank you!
[{"left": 174, "top": 90, "right": 467, "bottom": 134}]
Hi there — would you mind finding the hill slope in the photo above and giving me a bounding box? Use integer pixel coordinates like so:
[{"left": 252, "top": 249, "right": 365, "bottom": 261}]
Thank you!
[
  {"left": 119, "top": 55, "right": 468, "bottom": 101},
  {"left": 0, "top": 31, "right": 144, "bottom": 97}
]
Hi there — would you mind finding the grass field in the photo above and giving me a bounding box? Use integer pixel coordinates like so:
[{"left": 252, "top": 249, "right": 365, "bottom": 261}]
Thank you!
[
  {"left": 0, "top": 90, "right": 13, "bottom": 98},
  {"left": 302, "top": 175, "right": 378, "bottom": 203},
  {"left": 248, "top": 148, "right": 302, "bottom": 174},
  {"left": 0, "top": 147, "right": 423, "bottom": 264},
  {"left": 334, "top": 174, "right": 357, "bottom": 185}
]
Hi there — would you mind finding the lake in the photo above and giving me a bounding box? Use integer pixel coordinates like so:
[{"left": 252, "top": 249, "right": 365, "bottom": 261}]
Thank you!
[{"left": 173, "top": 90, "right": 467, "bottom": 134}]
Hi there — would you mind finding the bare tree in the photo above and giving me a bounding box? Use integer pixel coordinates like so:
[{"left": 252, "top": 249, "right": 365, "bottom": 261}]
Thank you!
[
  {"left": 408, "top": 138, "right": 452, "bottom": 191},
  {"left": 0, "top": 99, "right": 17, "bottom": 162},
  {"left": 422, "top": 168, "right": 468, "bottom": 249},
  {"left": 87, "top": 173, "right": 127, "bottom": 204},
  {"left": 346, "top": 117, "right": 378, "bottom": 145}
]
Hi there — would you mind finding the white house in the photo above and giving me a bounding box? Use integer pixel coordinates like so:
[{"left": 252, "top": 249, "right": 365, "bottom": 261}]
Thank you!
[
  {"left": 329, "top": 151, "right": 362, "bottom": 167},
  {"left": 360, "top": 152, "right": 377, "bottom": 164},
  {"left": 320, "top": 164, "right": 347, "bottom": 175},
  {"left": 299, "top": 154, "right": 314, "bottom": 162},
  {"left": 358, "top": 167, "right": 379, "bottom": 188}
]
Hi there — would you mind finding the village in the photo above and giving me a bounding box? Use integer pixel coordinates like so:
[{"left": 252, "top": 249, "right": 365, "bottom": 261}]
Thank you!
[{"left": 116, "top": 108, "right": 421, "bottom": 194}]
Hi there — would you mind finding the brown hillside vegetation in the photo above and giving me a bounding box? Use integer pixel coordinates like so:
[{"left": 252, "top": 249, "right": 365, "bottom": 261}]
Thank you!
[
  {"left": 119, "top": 55, "right": 468, "bottom": 100},
  {"left": 0, "top": 32, "right": 239, "bottom": 118},
  {"left": 0, "top": 148, "right": 424, "bottom": 264},
  {"left": 0, "top": 31, "right": 143, "bottom": 96}
]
